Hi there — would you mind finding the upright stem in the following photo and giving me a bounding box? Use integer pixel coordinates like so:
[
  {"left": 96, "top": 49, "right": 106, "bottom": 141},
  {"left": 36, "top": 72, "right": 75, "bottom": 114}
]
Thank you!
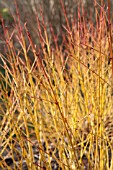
[{"left": 107, "top": 0, "right": 113, "bottom": 83}]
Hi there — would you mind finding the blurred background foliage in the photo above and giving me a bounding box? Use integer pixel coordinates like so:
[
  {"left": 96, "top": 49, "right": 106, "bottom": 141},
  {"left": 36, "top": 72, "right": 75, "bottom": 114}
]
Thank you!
[
  {"left": 0, "top": 0, "right": 113, "bottom": 45},
  {"left": 0, "top": 8, "right": 13, "bottom": 22}
]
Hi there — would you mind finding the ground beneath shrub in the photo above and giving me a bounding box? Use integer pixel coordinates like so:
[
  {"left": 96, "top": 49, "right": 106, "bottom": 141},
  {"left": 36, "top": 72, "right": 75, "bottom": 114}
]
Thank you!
[{"left": 0, "top": 139, "right": 63, "bottom": 170}]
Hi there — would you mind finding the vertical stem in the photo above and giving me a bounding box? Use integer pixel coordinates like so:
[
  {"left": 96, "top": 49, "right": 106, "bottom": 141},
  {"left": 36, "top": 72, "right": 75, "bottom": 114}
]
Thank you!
[{"left": 107, "top": 0, "right": 113, "bottom": 83}]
